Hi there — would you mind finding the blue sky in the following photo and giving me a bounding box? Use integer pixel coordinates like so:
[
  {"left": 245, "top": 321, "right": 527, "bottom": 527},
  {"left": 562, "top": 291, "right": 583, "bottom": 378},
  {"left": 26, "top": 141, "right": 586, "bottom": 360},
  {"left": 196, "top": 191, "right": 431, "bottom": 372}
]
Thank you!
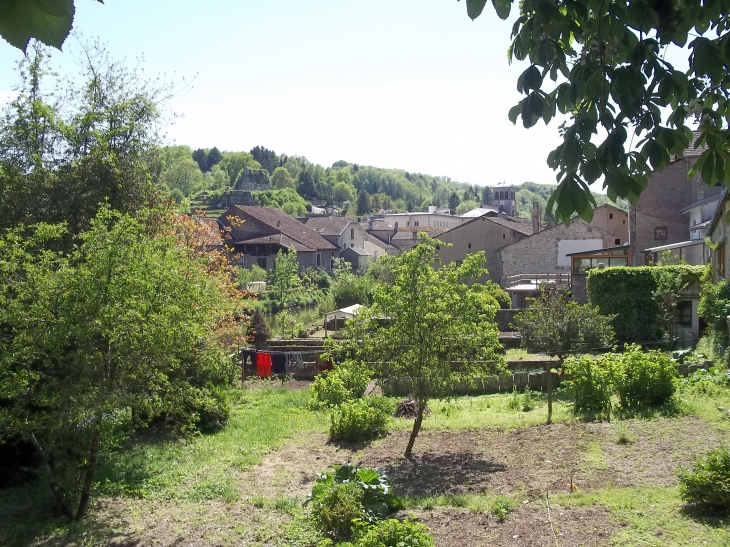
[{"left": 0, "top": 1, "right": 581, "bottom": 186}]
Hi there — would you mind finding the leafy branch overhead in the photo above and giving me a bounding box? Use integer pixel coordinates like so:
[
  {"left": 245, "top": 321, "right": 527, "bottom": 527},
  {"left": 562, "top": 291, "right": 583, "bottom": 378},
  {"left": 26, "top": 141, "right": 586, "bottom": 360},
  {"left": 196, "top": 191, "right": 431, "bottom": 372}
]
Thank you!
[
  {"left": 0, "top": 0, "right": 103, "bottom": 52},
  {"left": 462, "top": 0, "right": 730, "bottom": 224}
]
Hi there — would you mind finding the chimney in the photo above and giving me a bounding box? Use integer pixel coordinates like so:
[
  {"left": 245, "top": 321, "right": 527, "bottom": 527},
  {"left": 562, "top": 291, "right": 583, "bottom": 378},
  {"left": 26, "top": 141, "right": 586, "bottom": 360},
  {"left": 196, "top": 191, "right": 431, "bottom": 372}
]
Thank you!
[
  {"left": 532, "top": 202, "right": 540, "bottom": 234},
  {"left": 428, "top": 205, "right": 437, "bottom": 214}
]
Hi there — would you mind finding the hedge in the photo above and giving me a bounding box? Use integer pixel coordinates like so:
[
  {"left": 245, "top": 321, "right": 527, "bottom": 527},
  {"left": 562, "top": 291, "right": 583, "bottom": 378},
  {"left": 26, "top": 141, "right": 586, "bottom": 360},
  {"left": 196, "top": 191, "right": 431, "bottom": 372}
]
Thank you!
[{"left": 586, "top": 265, "right": 703, "bottom": 343}]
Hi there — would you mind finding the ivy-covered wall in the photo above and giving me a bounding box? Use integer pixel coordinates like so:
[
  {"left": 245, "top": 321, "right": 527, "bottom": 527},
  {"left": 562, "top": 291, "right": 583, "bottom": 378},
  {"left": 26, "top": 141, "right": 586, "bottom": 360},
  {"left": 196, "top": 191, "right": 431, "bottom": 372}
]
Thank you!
[{"left": 586, "top": 266, "right": 704, "bottom": 342}]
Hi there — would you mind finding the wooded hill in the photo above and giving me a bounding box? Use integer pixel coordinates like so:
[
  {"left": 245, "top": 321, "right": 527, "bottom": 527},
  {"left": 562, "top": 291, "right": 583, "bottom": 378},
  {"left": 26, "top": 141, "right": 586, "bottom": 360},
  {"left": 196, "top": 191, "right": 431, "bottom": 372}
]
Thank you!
[{"left": 156, "top": 145, "right": 626, "bottom": 219}]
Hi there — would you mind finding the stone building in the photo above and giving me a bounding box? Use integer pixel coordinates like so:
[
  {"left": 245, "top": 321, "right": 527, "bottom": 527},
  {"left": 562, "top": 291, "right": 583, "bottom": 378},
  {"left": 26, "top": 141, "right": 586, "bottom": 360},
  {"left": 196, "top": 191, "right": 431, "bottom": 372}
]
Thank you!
[
  {"left": 589, "top": 204, "right": 628, "bottom": 245},
  {"left": 434, "top": 214, "right": 533, "bottom": 285}
]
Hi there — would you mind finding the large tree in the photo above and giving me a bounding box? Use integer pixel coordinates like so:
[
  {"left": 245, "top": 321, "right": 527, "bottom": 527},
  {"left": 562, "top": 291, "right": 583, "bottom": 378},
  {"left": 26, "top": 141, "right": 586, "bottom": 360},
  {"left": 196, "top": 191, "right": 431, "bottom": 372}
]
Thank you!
[
  {"left": 334, "top": 238, "right": 504, "bottom": 460},
  {"left": 0, "top": 208, "right": 239, "bottom": 519},
  {"left": 512, "top": 289, "right": 615, "bottom": 424},
  {"left": 462, "top": 0, "right": 730, "bottom": 223}
]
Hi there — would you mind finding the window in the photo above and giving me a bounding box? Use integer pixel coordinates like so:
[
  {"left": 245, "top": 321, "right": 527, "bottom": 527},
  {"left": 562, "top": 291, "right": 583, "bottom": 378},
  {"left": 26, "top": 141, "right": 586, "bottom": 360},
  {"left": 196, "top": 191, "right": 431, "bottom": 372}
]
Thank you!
[
  {"left": 674, "top": 301, "right": 692, "bottom": 326},
  {"left": 414, "top": 221, "right": 420, "bottom": 227},
  {"left": 436, "top": 245, "right": 440, "bottom": 250},
  {"left": 351, "top": 243, "right": 354, "bottom": 247},
  {"left": 257, "top": 257, "right": 267, "bottom": 269},
  {"left": 330, "top": 259, "right": 334, "bottom": 270},
  {"left": 623, "top": 219, "right": 626, "bottom": 224},
  {"left": 316, "top": 253, "right": 321, "bottom": 267},
  {"left": 609, "top": 213, "right": 613, "bottom": 219},
  {"left": 468, "top": 243, "right": 472, "bottom": 249},
  {"left": 615, "top": 238, "right": 621, "bottom": 245},
  {"left": 654, "top": 226, "right": 668, "bottom": 240},
  {"left": 350, "top": 228, "right": 354, "bottom": 239},
  {"left": 503, "top": 234, "right": 506, "bottom": 239},
  {"left": 331, "top": 251, "right": 335, "bottom": 256}
]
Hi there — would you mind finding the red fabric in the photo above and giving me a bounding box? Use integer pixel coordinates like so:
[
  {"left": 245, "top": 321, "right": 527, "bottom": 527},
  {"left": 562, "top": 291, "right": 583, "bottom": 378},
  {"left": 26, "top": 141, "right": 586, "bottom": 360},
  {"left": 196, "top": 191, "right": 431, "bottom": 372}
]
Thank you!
[{"left": 257, "top": 353, "right": 272, "bottom": 377}]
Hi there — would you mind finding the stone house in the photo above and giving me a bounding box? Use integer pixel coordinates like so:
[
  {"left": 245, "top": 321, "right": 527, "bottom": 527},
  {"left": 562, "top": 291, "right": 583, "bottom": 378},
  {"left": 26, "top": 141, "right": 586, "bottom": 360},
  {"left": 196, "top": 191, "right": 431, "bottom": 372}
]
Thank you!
[
  {"left": 434, "top": 214, "right": 533, "bottom": 284},
  {"left": 706, "top": 189, "right": 730, "bottom": 282},
  {"left": 305, "top": 216, "right": 369, "bottom": 252},
  {"left": 589, "top": 204, "right": 628, "bottom": 245},
  {"left": 341, "top": 247, "right": 372, "bottom": 273},
  {"left": 218, "top": 205, "right": 337, "bottom": 272}
]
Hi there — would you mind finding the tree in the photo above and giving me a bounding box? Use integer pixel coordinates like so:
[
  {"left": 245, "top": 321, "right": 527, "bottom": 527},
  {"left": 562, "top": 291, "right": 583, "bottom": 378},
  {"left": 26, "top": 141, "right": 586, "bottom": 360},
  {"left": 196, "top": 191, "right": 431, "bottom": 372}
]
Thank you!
[
  {"left": 0, "top": 41, "right": 164, "bottom": 237},
  {"left": 455, "top": 199, "right": 480, "bottom": 215},
  {"left": 334, "top": 238, "right": 504, "bottom": 460},
  {"left": 271, "top": 166, "right": 297, "bottom": 190},
  {"left": 253, "top": 308, "right": 271, "bottom": 349},
  {"left": 192, "top": 148, "right": 208, "bottom": 172},
  {"left": 333, "top": 181, "right": 355, "bottom": 202},
  {"left": 0, "top": 208, "right": 239, "bottom": 519},
  {"left": 159, "top": 157, "right": 206, "bottom": 197},
  {"left": 206, "top": 147, "right": 223, "bottom": 171},
  {"left": 512, "top": 289, "right": 615, "bottom": 424},
  {"left": 356, "top": 189, "right": 371, "bottom": 215},
  {"left": 481, "top": 186, "right": 493, "bottom": 205},
  {"left": 250, "top": 145, "right": 278, "bottom": 174},
  {"left": 448, "top": 191, "right": 460, "bottom": 212},
  {"left": 272, "top": 247, "right": 300, "bottom": 302},
  {"left": 462, "top": 0, "right": 730, "bottom": 224}
]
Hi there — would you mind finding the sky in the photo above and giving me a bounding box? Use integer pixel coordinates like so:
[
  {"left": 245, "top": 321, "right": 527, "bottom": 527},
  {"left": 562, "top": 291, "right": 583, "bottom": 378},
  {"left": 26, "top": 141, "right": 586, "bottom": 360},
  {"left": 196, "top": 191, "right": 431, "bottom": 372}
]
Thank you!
[{"left": 0, "top": 1, "right": 577, "bottom": 187}]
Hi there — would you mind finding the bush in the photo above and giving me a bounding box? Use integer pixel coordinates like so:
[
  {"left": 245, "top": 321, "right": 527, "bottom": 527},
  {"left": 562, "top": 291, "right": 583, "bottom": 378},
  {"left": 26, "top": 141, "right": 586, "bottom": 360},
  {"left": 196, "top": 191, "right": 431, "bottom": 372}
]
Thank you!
[
  {"left": 490, "top": 497, "right": 515, "bottom": 522},
  {"left": 612, "top": 345, "right": 677, "bottom": 409},
  {"left": 563, "top": 356, "right": 614, "bottom": 414},
  {"left": 355, "top": 518, "right": 434, "bottom": 547},
  {"left": 679, "top": 446, "right": 730, "bottom": 513},
  {"left": 306, "top": 465, "right": 404, "bottom": 541},
  {"left": 309, "top": 362, "right": 370, "bottom": 409},
  {"left": 330, "top": 400, "right": 390, "bottom": 443}
]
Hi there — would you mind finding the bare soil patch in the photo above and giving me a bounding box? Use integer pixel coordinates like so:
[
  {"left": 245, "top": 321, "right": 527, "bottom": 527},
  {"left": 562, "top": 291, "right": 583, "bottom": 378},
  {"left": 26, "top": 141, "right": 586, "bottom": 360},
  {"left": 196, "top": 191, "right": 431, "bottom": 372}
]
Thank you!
[{"left": 407, "top": 504, "right": 616, "bottom": 547}]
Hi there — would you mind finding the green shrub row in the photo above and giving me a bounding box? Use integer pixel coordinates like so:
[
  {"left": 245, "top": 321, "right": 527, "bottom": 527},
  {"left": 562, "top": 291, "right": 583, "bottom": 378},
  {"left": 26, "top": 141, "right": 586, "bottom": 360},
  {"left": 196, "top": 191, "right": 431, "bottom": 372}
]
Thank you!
[
  {"left": 563, "top": 345, "right": 678, "bottom": 414},
  {"left": 586, "top": 265, "right": 703, "bottom": 342}
]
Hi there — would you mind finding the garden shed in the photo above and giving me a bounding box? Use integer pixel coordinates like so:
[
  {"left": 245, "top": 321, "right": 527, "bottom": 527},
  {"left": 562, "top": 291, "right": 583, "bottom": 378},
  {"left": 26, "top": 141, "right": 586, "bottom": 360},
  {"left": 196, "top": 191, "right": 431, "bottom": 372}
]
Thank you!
[{"left": 324, "top": 304, "right": 362, "bottom": 335}]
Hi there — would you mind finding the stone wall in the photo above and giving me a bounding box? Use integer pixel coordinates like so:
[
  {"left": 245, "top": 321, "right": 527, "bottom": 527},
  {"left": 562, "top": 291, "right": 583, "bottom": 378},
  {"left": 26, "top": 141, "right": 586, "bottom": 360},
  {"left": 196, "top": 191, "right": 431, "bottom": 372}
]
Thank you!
[
  {"left": 500, "top": 220, "right": 613, "bottom": 281},
  {"left": 235, "top": 167, "right": 272, "bottom": 191}
]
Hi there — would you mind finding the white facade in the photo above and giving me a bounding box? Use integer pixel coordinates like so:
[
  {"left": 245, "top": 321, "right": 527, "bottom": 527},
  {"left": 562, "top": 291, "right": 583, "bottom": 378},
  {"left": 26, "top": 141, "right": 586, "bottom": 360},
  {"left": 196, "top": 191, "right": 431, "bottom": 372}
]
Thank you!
[{"left": 381, "top": 212, "right": 468, "bottom": 231}]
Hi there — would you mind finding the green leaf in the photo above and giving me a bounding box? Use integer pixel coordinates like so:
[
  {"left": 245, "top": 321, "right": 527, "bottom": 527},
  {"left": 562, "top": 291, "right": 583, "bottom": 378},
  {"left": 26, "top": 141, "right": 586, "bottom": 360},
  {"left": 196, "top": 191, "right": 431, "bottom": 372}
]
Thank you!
[
  {"left": 0, "top": 0, "right": 75, "bottom": 51},
  {"left": 701, "top": 150, "right": 715, "bottom": 186},
  {"left": 491, "top": 0, "right": 511, "bottom": 20},
  {"left": 466, "top": 0, "right": 488, "bottom": 19},
  {"left": 508, "top": 102, "right": 522, "bottom": 125}
]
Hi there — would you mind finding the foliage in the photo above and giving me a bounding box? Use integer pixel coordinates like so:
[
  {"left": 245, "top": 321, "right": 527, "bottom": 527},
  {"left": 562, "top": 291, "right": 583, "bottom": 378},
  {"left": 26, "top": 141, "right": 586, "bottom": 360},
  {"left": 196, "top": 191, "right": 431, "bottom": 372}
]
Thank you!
[
  {"left": 490, "top": 497, "right": 515, "bottom": 522},
  {"left": 273, "top": 248, "right": 300, "bottom": 301},
  {"left": 301, "top": 266, "right": 331, "bottom": 290},
  {"left": 462, "top": 0, "right": 730, "bottom": 224},
  {"left": 276, "top": 310, "right": 302, "bottom": 339},
  {"left": 355, "top": 518, "right": 434, "bottom": 547},
  {"left": 253, "top": 188, "right": 308, "bottom": 217},
  {"left": 563, "top": 356, "right": 615, "bottom": 414},
  {"left": 306, "top": 465, "right": 404, "bottom": 542},
  {"left": 252, "top": 308, "right": 271, "bottom": 349},
  {"left": 612, "top": 345, "right": 678, "bottom": 409},
  {"left": 332, "top": 237, "right": 504, "bottom": 459},
  {"left": 271, "top": 166, "right": 297, "bottom": 189},
  {"left": 309, "top": 362, "right": 371, "bottom": 409},
  {"left": 236, "top": 264, "right": 268, "bottom": 288},
  {"left": 329, "top": 258, "right": 375, "bottom": 308},
  {"left": 329, "top": 400, "right": 390, "bottom": 443},
  {"left": 514, "top": 290, "right": 616, "bottom": 358},
  {"left": 0, "top": 1, "right": 103, "bottom": 52},
  {"left": 455, "top": 199, "right": 481, "bottom": 215},
  {"left": 0, "top": 208, "right": 238, "bottom": 519},
  {"left": 0, "top": 42, "right": 165, "bottom": 239},
  {"left": 699, "top": 280, "right": 730, "bottom": 340},
  {"left": 587, "top": 266, "right": 704, "bottom": 343},
  {"left": 679, "top": 446, "right": 730, "bottom": 514}
]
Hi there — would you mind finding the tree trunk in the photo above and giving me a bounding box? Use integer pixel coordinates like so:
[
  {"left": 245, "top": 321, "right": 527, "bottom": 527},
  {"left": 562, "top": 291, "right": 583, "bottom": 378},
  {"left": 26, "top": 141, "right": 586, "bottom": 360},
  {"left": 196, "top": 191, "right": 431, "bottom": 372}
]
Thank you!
[
  {"left": 404, "top": 399, "right": 426, "bottom": 463},
  {"left": 75, "top": 415, "right": 102, "bottom": 520},
  {"left": 27, "top": 431, "right": 73, "bottom": 519}
]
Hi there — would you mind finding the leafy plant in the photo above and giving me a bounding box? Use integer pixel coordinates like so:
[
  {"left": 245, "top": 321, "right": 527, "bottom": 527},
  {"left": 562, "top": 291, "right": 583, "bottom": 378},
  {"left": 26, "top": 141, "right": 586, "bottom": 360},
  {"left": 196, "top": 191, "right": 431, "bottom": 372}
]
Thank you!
[
  {"left": 306, "top": 465, "right": 404, "bottom": 541},
  {"left": 679, "top": 446, "right": 730, "bottom": 513},
  {"left": 309, "top": 363, "right": 370, "bottom": 410},
  {"left": 612, "top": 345, "right": 678, "bottom": 409},
  {"left": 329, "top": 400, "right": 390, "bottom": 443},
  {"left": 490, "top": 496, "right": 515, "bottom": 522},
  {"left": 355, "top": 517, "right": 434, "bottom": 547},
  {"left": 563, "top": 356, "right": 614, "bottom": 414}
]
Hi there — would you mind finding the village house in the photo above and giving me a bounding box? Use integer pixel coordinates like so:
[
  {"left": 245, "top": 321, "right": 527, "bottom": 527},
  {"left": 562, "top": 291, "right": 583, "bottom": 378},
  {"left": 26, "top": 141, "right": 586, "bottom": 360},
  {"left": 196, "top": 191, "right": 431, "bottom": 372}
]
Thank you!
[
  {"left": 629, "top": 131, "right": 722, "bottom": 265},
  {"left": 218, "top": 205, "right": 337, "bottom": 272},
  {"left": 305, "top": 215, "right": 394, "bottom": 268},
  {"left": 706, "top": 189, "right": 730, "bottom": 283},
  {"left": 589, "top": 204, "right": 628, "bottom": 245},
  {"left": 434, "top": 214, "right": 533, "bottom": 284}
]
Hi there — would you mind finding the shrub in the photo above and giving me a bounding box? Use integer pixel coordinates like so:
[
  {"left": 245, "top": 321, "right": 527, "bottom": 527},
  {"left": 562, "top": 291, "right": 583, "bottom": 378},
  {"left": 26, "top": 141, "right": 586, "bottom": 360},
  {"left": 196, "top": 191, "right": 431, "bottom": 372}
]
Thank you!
[
  {"left": 490, "top": 496, "right": 515, "bottom": 522},
  {"left": 329, "top": 400, "right": 390, "bottom": 443},
  {"left": 563, "top": 356, "right": 614, "bottom": 414},
  {"left": 306, "top": 465, "right": 404, "bottom": 541},
  {"left": 678, "top": 446, "right": 730, "bottom": 513},
  {"left": 309, "top": 362, "right": 370, "bottom": 409},
  {"left": 355, "top": 518, "right": 434, "bottom": 547},
  {"left": 613, "top": 345, "right": 677, "bottom": 409}
]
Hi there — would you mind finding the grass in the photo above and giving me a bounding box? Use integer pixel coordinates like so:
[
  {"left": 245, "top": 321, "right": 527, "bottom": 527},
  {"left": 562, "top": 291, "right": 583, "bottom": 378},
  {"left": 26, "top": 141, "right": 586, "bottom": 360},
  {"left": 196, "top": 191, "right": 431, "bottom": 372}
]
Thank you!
[
  {"left": 551, "top": 487, "right": 730, "bottom": 546},
  {"left": 505, "top": 348, "right": 556, "bottom": 361},
  {"left": 0, "top": 384, "right": 327, "bottom": 547}
]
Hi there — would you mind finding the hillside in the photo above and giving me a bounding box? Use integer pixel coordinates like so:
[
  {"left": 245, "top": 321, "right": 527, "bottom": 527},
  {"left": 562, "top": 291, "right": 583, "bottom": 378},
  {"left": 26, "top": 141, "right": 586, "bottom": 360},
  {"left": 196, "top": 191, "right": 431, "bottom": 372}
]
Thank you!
[{"left": 154, "top": 144, "right": 627, "bottom": 219}]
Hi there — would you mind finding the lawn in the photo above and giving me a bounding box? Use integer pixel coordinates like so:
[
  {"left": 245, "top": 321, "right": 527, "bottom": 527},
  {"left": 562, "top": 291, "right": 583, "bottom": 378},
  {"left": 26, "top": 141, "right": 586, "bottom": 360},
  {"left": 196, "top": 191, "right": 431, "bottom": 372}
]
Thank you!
[{"left": 1, "top": 377, "right": 729, "bottom": 546}]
